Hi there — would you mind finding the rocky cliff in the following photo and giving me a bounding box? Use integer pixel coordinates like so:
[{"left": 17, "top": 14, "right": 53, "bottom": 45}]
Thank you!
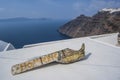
[{"left": 58, "top": 8, "right": 120, "bottom": 37}]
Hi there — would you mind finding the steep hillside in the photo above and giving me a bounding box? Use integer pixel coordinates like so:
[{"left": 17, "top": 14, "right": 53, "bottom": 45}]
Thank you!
[{"left": 59, "top": 8, "right": 120, "bottom": 37}]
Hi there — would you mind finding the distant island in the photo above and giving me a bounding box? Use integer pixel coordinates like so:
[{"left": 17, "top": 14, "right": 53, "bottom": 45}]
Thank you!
[
  {"left": 0, "top": 17, "right": 52, "bottom": 22},
  {"left": 58, "top": 8, "right": 120, "bottom": 37}
]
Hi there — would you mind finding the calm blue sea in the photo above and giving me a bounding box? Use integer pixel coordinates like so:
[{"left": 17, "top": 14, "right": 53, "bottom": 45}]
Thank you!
[{"left": 0, "top": 19, "right": 69, "bottom": 48}]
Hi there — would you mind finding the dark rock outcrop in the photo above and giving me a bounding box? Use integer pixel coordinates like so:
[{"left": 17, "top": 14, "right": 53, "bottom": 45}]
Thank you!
[{"left": 59, "top": 8, "right": 120, "bottom": 37}]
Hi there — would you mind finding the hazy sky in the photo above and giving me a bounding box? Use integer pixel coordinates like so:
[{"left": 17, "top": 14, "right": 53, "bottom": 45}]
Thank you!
[{"left": 0, "top": 0, "right": 120, "bottom": 19}]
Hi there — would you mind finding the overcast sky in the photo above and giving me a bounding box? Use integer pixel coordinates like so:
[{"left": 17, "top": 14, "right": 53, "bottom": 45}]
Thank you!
[{"left": 0, "top": 0, "right": 120, "bottom": 19}]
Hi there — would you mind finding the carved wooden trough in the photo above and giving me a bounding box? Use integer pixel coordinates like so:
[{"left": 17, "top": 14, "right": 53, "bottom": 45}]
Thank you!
[{"left": 11, "top": 43, "right": 85, "bottom": 75}]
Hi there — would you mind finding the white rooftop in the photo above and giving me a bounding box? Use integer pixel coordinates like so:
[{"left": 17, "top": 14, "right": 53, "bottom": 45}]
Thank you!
[
  {"left": 0, "top": 33, "right": 120, "bottom": 80},
  {"left": 100, "top": 8, "right": 120, "bottom": 13}
]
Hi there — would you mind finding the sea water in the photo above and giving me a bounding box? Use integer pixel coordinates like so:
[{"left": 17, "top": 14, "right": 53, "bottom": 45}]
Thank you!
[{"left": 0, "top": 19, "right": 69, "bottom": 48}]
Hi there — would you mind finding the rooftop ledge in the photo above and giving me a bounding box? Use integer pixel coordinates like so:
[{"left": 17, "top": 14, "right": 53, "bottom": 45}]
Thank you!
[
  {"left": 89, "top": 33, "right": 120, "bottom": 48},
  {"left": 0, "top": 33, "right": 120, "bottom": 80}
]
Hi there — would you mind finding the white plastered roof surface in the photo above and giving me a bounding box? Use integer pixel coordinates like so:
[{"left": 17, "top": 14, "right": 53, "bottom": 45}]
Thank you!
[{"left": 0, "top": 33, "right": 120, "bottom": 80}]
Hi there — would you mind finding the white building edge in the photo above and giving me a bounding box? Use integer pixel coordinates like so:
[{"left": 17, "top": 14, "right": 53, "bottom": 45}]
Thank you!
[
  {"left": 0, "top": 40, "right": 15, "bottom": 52},
  {"left": 0, "top": 33, "right": 120, "bottom": 80}
]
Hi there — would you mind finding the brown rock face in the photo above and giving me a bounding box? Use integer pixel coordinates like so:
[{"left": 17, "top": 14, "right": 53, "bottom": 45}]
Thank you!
[{"left": 58, "top": 9, "right": 120, "bottom": 38}]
